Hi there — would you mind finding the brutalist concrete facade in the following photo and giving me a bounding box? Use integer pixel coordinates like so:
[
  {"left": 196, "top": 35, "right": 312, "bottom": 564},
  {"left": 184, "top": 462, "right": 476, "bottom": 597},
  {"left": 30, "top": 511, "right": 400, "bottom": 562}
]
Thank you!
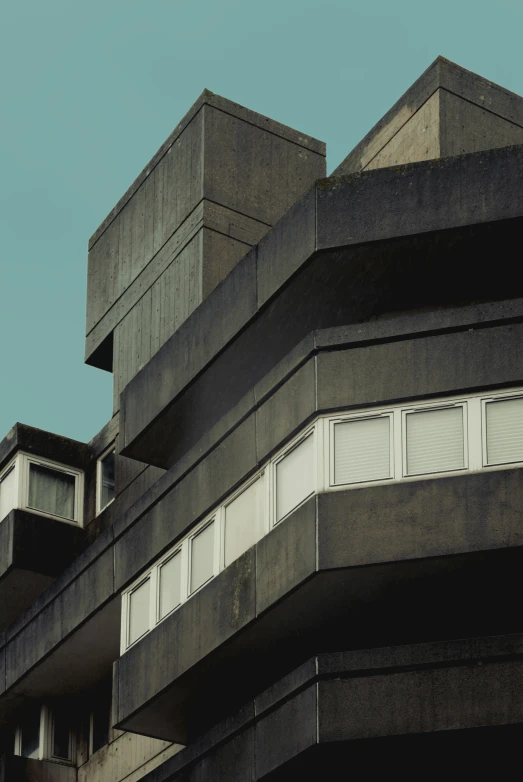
[{"left": 1, "top": 56, "right": 523, "bottom": 780}]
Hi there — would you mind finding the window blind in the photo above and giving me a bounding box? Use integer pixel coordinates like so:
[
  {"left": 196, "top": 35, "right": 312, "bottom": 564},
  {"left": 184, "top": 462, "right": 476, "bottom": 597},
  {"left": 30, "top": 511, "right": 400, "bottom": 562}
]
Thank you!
[
  {"left": 334, "top": 416, "right": 390, "bottom": 485},
  {"left": 129, "top": 578, "right": 150, "bottom": 645},
  {"left": 485, "top": 396, "right": 523, "bottom": 465},
  {"left": 28, "top": 463, "right": 75, "bottom": 521},
  {"left": 159, "top": 551, "right": 181, "bottom": 620},
  {"left": 276, "top": 434, "right": 314, "bottom": 523},
  {"left": 190, "top": 521, "right": 214, "bottom": 593},
  {"left": 406, "top": 406, "right": 464, "bottom": 475},
  {"left": 224, "top": 479, "right": 260, "bottom": 567}
]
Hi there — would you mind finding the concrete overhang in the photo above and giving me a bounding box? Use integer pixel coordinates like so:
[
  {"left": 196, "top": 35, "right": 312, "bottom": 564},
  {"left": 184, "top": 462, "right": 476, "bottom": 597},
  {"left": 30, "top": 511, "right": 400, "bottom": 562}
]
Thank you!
[
  {"left": 120, "top": 142, "right": 523, "bottom": 469},
  {"left": 136, "top": 633, "right": 523, "bottom": 781},
  {"left": 0, "top": 424, "right": 89, "bottom": 475},
  {"left": 0, "top": 754, "right": 76, "bottom": 781},
  {"left": 112, "top": 467, "right": 523, "bottom": 743},
  {"left": 0, "top": 510, "right": 84, "bottom": 630}
]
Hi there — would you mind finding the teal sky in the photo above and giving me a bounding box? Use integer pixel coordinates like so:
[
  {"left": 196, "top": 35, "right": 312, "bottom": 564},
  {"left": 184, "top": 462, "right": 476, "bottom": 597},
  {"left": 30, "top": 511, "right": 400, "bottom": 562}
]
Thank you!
[{"left": 1, "top": 0, "right": 523, "bottom": 444}]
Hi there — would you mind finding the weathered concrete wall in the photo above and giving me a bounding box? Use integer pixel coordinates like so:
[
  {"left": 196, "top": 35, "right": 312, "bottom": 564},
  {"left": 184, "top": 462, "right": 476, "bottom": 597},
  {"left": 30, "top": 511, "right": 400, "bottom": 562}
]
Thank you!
[{"left": 78, "top": 732, "right": 181, "bottom": 782}]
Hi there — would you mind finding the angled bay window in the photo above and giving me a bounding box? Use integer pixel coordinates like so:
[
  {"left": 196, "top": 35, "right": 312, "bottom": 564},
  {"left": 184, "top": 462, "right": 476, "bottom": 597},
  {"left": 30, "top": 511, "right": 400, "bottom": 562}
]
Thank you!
[
  {"left": 0, "top": 452, "right": 83, "bottom": 525},
  {"left": 404, "top": 404, "right": 466, "bottom": 476},
  {"left": 274, "top": 430, "right": 315, "bottom": 524},
  {"left": 484, "top": 395, "right": 523, "bottom": 466},
  {"left": 332, "top": 414, "right": 392, "bottom": 486},
  {"left": 224, "top": 475, "right": 265, "bottom": 567}
]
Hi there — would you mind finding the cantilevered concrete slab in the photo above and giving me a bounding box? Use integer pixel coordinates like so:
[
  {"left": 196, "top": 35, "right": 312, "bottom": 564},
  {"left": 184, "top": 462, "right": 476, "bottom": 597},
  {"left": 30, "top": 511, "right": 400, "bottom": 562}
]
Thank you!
[
  {"left": 333, "top": 56, "right": 523, "bottom": 175},
  {"left": 113, "top": 468, "right": 523, "bottom": 743},
  {"left": 120, "top": 142, "right": 523, "bottom": 468}
]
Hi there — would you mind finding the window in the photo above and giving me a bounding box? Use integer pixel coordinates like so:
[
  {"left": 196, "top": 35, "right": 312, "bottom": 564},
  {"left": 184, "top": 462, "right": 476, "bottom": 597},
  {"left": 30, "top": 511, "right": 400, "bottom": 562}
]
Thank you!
[
  {"left": 275, "top": 432, "right": 315, "bottom": 524},
  {"left": 158, "top": 550, "right": 182, "bottom": 620},
  {"left": 190, "top": 521, "right": 215, "bottom": 594},
  {"left": 224, "top": 476, "right": 264, "bottom": 567},
  {"left": 14, "top": 703, "right": 75, "bottom": 764},
  {"left": 333, "top": 414, "right": 391, "bottom": 486},
  {"left": 0, "top": 452, "right": 83, "bottom": 526},
  {"left": 120, "top": 388, "right": 523, "bottom": 654},
  {"left": 89, "top": 681, "right": 112, "bottom": 756},
  {"left": 97, "top": 447, "right": 115, "bottom": 514},
  {"left": 0, "top": 462, "right": 16, "bottom": 523},
  {"left": 484, "top": 396, "right": 523, "bottom": 466},
  {"left": 404, "top": 405, "right": 466, "bottom": 476},
  {"left": 128, "top": 578, "right": 151, "bottom": 646}
]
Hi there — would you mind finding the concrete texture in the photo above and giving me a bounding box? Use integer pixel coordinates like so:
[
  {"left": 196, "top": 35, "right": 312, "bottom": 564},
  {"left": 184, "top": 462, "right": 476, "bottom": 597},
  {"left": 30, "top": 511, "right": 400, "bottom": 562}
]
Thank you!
[
  {"left": 119, "top": 142, "right": 523, "bottom": 468},
  {"left": 334, "top": 56, "right": 523, "bottom": 175},
  {"left": 113, "top": 467, "right": 523, "bottom": 742}
]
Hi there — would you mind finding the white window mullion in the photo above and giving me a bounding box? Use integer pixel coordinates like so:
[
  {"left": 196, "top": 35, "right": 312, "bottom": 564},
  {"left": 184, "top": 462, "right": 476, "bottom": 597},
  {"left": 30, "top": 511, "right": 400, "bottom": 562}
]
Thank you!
[
  {"left": 180, "top": 539, "right": 189, "bottom": 603},
  {"left": 467, "top": 397, "right": 482, "bottom": 472}
]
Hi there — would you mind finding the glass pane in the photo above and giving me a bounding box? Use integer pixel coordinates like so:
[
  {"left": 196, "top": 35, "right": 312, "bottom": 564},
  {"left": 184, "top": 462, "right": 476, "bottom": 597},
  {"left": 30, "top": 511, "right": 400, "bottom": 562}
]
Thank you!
[
  {"left": 100, "top": 451, "right": 115, "bottom": 510},
  {"left": 486, "top": 397, "right": 523, "bottom": 465},
  {"left": 28, "top": 463, "right": 76, "bottom": 520},
  {"left": 52, "top": 708, "right": 70, "bottom": 760},
  {"left": 20, "top": 704, "right": 40, "bottom": 759},
  {"left": 334, "top": 417, "right": 390, "bottom": 485},
  {"left": 406, "top": 406, "right": 464, "bottom": 475},
  {"left": 190, "top": 522, "right": 215, "bottom": 594},
  {"left": 159, "top": 552, "right": 182, "bottom": 619},
  {"left": 276, "top": 434, "right": 314, "bottom": 523},
  {"left": 224, "top": 479, "right": 260, "bottom": 568},
  {"left": 129, "top": 578, "right": 150, "bottom": 645},
  {"left": 0, "top": 465, "right": 16, "bottom": 523}
]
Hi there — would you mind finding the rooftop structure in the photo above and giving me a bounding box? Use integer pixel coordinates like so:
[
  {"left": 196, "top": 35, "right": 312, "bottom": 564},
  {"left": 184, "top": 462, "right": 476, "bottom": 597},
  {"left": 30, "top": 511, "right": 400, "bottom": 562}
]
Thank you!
[{"left": 1, "top": 56, "right": 523, "bottom": 779}]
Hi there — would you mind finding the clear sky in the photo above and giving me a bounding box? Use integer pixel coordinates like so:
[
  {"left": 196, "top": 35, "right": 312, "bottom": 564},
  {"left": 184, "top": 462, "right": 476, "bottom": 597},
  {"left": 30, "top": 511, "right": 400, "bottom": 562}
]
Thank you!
[{"left": 1, "top": 0, "right": 523, "bottom": 444}]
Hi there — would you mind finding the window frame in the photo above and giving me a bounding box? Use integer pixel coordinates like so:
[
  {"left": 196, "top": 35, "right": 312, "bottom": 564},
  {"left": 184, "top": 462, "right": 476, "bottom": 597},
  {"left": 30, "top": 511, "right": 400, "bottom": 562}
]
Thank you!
[
  {"left": 96, "top": 444, "right": 116, "bottom": 516},
  {"left": 271, "top": 426, "right": 317, "bottom": 527},
  {"left": 19, "top": 452, "right": 84, "bottom": 526},
  {"left": 329, "top": 410, "right": 394, "bottom": 489},
  {"left": 221, "top": 471, "right": 266, "bottom": 570},
  {"left": 156, "top": 546, "right": 184, "bottom": 624},
  {"left": 14, "top": 703, "right": 76, "bottom": 765},
  {"left": 187, "top": 516, "right": 219, "bottom": 597},
  {"left": 126, "top": 574, "right": 154, "bottom": 649},
  {"left": 402, "top": 400, "right": 469, "bottom": 479},
  {"left": 481, "top": 390, "right": 523, "bottom": 469}
]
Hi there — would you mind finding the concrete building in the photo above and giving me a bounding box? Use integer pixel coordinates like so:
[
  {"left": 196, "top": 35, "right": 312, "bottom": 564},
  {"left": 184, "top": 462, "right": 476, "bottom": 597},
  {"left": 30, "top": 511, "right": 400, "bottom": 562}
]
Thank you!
[{"left": 1, "top": 55, "right": 523, "bottom": 779}]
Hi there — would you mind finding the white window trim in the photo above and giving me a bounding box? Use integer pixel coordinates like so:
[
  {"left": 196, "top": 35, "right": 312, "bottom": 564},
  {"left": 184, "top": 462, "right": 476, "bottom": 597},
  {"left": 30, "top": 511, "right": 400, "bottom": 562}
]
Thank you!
[
  {"left": 0, "top": 452, "right": 84, "bottom": 527},
  {"left": 120, "top": 386, "right": 523, "bottom": 654},
  {"left": 96, "top": 444, "right": 116, "bottom": 516}
]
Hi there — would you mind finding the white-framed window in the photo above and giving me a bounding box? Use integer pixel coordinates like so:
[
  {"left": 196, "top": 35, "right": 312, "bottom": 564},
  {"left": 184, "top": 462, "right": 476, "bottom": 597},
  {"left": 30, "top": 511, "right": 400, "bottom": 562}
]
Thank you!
[
  {"left": 96, "top": 445, "right": 115, "bottom": 515},
  {"left": 403, "top": 402, "right": 467, "bottom": 477},
  {"left": 330, "top": 412, "right": 393, "bottom": 487},
  {"left": 273, "top": 428, "right": 316, "bottom": 525},
  {"left": 14, "top": 703, "right": 75, "bottom": 764},
  {"left": 127, "top": 576, "right": 152, "bottom": 647},
  {"left": 0, "top": 452, "right": 83, "bottom": 526},
  {"left": 120, "top": 387, "right": 523, "bottom": 654},
  {"left": 483, "top": 393, "right": 523, "bottom": 467}
]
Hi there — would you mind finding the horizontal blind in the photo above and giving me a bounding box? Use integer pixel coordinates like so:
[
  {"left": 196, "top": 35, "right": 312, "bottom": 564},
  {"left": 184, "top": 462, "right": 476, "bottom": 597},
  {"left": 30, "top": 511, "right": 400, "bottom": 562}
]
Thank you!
[
  {"left": 334, "top": 416, "right": 390, "bottom": 485},
  {"left": 406, "top": 406, "right": 464, "bottom": 475},
  {"left": 159, "top": 551, "right": 182, "bottom": 620},
  {"left": 486, "top": 396, "right": 523, "bottom": 465},
  {"left": 190, "top": 521, "right": 215, "bottom": 594},
  {"left": 0, "top": 466, "right": 16, "bottom": 523},
  {"left": 276, "top": 433, "right": 314, "bottom": 523},
  {"left": 129, "top": 578, "right": 150, "bottom": 646},
  {"left": 224, "top": 479, "right": 260, "bottom": 567}
]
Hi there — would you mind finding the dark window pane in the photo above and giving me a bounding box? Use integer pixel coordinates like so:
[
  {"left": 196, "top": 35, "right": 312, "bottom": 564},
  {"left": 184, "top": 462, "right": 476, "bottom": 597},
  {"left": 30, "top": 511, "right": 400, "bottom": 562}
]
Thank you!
[
  {"left": 28, "top": 463, "right": 75, "bottom": 520},
  {"left": 20, "top": 705, "right": 40, "bottom": 759},
  {"left": 52, "top": 708, "right": 70, "bottom": 760},
  {"left": 91, "top": 684, "right": 111, "bottom": 754},
  {"left": 100, "top": 451, "right": 115, "bottom": 510}
]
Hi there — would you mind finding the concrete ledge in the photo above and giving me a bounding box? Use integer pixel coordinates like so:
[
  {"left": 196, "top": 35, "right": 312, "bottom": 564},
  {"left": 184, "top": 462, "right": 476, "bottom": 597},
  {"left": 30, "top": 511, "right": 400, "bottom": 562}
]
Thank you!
[{"left": 113, "top": 469, "right": 523, "bottom": 742}]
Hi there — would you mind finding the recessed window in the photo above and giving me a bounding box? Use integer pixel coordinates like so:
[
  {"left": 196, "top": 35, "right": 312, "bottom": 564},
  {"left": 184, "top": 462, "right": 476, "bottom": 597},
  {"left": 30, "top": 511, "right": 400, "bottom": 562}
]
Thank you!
[
  {"left": 17, "top": 704, "right": 41, "bottom": 759},
  {"left": 224, "top": 477, "right": 263, "bottom": 567},
  {"left": 0, "top": 463, "right": 16, "bottom": 523},
  {"left": 51, "top": 706, "right": 72, "bottom": 761},
  {"left": 190, "top": 521, "right": 215, "bottom": 594},
  {"left": 28, "top": 463, "right": 76, "bottom": 521},
  {"left": 405, "top": 406, "right": 465, "bottom": 476},
  {"left": 15, "top": 703, "right": 75, "bottom": 764},
  {"left": 90, "top": 681, "right": 112, "bottom": 756},
  {"left": 97, "top": 447, "right": 115, "bottom": 514},
  {"left": 158, "top": 551, "right": 182, "bottom": 620},
  {"left": 333, "top": 415, "right": 391, "bottom": 485},
  {"left": 485, "top": 396, "right": 523, "bottom": 466},
  {"left": 275, "top": 433, "right": 314, "bottom": 523},
  {"left": 128, "top": 578, "right": 151, "bottom": 646}
]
